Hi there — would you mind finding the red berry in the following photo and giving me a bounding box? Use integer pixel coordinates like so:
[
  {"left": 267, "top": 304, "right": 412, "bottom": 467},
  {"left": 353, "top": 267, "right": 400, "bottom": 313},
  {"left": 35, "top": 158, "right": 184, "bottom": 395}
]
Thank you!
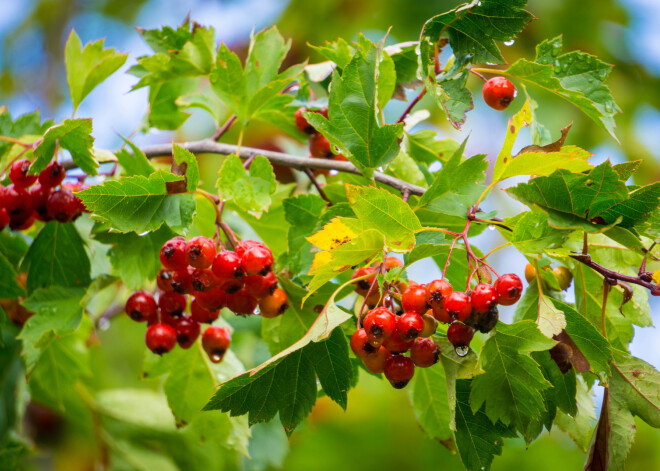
[
  {"left": 29, "top": 184, "right": 52, "bottom": 221},
  {"left": 362, "top": 346, "right": 391, "bottom": 374},
  {"left": 244, "top": 272, "right": 278, "bottom": 298},
  {"left": 482, "top": 77, "right": 517, "bottom": 110},
  {"left": 158, "top": 292, "right": 186, "bottom": 318},
  {"left": 397, "top": 312, "right": 424, "bottom": 340},
  {"left": 494, "top": 274, "right": 523, "bottom": 306},
  {"left": 38, "top": 161, "right": 66, "bottom": 188},
  {"left": 234, "top": 240, "right": 266, "bottom": 257},
  {"left": 4, "top": 185, "right": 32, "bottom": 219},
  {"left": 202, "top": 326, "right": 231, "bottom": 363},
  {"left": 173, "top": 315, "right": 200, "bottom": 349},
  {"left": 410, "top": 338, "right": 440, "bottom": 368},
  {"left": 384, "top": 355, "right": 415, "bottom": 389},
  {"left": 0, "top": 208, "right": 9, "bottom": 231},
  {"left": 191, "top": 268, "right": 221, "bottom": 292},
  {"left": 447, "top": 322, "right": 474, "bottom": 350},
  {"left": 350, "top": 328, "right": 377, "bottom": 358},
  {"left": 194, "top": 288, "right": 228, "bottom": 311},
  {"left": 190, "top": 298, "right": 220, "bottom": 324},
  {"left": 426, "top": 279, "right": 452, "bottom": 311},
  {"left": 160, "top": 237, "right": 188, "bottom": 271},
  {"left": 259, "top": 288, "right": 288, "bottom": 318},
  {"left": 46, "top": 189, "right": 78, "bottom": 223},
  {"left": 382, "top": 329, "right": 413, "bottom": 354},
  {"left": 9, "top": 159, "right": 37, "bottom": 189},
  {"left": 125, "top": 290, "right": 157, "bottom": 322},
  {"left": 443, "top": 292, "right": 472, "bottom": 322},
  {"left": 363, "top": 307, "right": 397, "bottom": 341},
  {"left": 146, "top": 323, "right": 177, "bottom": 355},
  {"left": 309, "top": 133, "right": 332, "bottom": 158},
  {"left": 185, "top": 236, "right": 216, "bottom": 268},
  {"left": 471, "top": 283, "right": 498, "bottom": 313},
  {"left": 226, "top": 288, "right": 258, "bottom": 315},
  {"left": 156, "top": 268, "right": 174, "bottom": 292},
  {"left": 170, "top": 267, "right": 194, "bottom": 294},
  {"left": 402, "top": 284, "right": 429, "bottom": 314},
  {"left": 352, "top": 267, "right": 377, "bottom": 297},
  {"left": 241, "top": 246, "right": 274, "bottom": 276},
  {"left": 212, "top": 250, "right": 244, "bottom": 279}
]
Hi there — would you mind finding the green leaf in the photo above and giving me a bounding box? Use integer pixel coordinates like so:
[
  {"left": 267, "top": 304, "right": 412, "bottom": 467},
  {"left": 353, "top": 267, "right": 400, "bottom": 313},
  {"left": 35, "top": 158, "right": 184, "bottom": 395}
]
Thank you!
[
  {"left": 172, "top": 144, "right": 199, "bottom": 192},
  {"left": 116, "top": 137, "right": 155, "bottom": 177},
  {"left": 203, "top": 327, "right": 352, "bottom": 433},
  {"left": 454, "top": 379, "right": 513, "bottom": 471},
  {"left": 217, "top": 154, "right": 276, "bottom": 217},
  {"left": 33, "top": 119, "right": 97, "bottom": 175},
  {"left": 346, "top": 185, "right": 421, "bottom": 251},
  {"left": 18, "top": 286, "right": 85, "bottom": 374},
  {"left": 470, "top": 321, "right": 555, "bottom": 440},
  {"left": 130, "top": 20, "right": 215, "bottom": 88},
  {"left": 78, "top": 171, "right": 196, "bottom": 233},
  {"left": 304, "top": 36, "right": 403, "bottom": 176},
  {"left": 505, "top": 36, "right": 621, "bottom": 140},
  {"left": 0, "top": 252, "right": 25, "bottom": 299},
  {"left": 421, "top": 0, "right": 534, "bottom": 64},
  {"left": 22, "top": 222, "right": 91, "bottom": 294},
  {"left": 64, "top": 29, "right": 128, "bottom": 111},
  {"left": 507, "top": 162, "right": 660, "bottom": 232},
  {"left": 415, "top": 140, "right": 488, "bottom": 218}
]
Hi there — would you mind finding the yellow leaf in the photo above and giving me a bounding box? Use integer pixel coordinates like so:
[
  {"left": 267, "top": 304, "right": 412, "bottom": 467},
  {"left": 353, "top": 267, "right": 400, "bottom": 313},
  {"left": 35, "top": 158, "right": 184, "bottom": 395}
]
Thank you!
[{"left": 306, "top": 218, "right": 357, "bottom": 251}]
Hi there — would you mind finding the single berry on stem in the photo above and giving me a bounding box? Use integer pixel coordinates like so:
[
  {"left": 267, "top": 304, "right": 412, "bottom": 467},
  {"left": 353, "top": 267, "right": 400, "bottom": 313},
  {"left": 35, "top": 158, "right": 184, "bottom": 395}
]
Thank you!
[
  {"left": 146, "top": 323, "right": 177, "bottom": 355},
  {"left": 384, "top": 355, "right": 415, "bottom": 389},
  {"left": 482, "top": 76, "right": 517, "bottom": 110}
]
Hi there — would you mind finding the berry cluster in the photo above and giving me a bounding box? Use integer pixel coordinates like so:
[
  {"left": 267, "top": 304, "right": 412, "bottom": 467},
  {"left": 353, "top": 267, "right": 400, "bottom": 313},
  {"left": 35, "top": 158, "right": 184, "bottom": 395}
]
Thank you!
[
  {"left": 0, "top": 159, "right": 85, "bottom": 231},
  {"left": 350, "top": 260, "right": 523, "bottom": 389},
  {"left": 294, "top": 107, "right": 348, "bottom": 174},
  {"left": 125, "top": 237, "right": 288, "bottom": 362}
]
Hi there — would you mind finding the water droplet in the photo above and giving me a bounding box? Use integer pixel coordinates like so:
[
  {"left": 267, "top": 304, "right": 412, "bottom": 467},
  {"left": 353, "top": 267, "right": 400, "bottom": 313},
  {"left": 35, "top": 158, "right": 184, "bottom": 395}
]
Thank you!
[
  {"left": 503, "top": 39, "right": 514, "bottom": 46},
  {"left": 455, "top": 345, "right": 470, "bottom": 357},
  {"left": 98, "top": 317, "right": 110, "bottom": 331},
  {"left": 488, "top": 225, "right": 495, "bottom": 231}
]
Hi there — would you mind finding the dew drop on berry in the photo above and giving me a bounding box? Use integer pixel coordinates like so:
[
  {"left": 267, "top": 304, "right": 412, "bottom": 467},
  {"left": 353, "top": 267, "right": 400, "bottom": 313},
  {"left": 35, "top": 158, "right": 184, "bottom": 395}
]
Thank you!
[{"left": 455, "top": 345, "right": 470, "bottom": 357}]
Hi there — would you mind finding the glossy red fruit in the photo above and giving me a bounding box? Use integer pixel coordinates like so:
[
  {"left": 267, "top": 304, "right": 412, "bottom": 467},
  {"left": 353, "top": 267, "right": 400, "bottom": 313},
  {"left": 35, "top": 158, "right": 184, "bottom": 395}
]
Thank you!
[
  {"left": 0, "top": 208, "right": 9, "bottom": 231},
  {"left": 426, "top": 279, "right": 452, "bottom": 310},
  {"left": 471, "top": 283, "right": 498, "bottom": 313},
  {"left": 4, "top": 185, "right": 32, "bottom": 219},
  {"left": 363, "top": 307, "right": 397, "bottom": 341},
  {"left": 170, "top": 267, "right": 194, "bottom": 294},
  {"left": 125, "top": 290, "right": 157, "bottom": 322},
  {"left": 234, "top": 240, "right": 266, "bottom": 258},
  {"left": 397, "top": 312, "right": 425, "bottom": 340},
  {"left": 38, "top": 161, "right": 66, "bottom": 188},
  {"left": 160, "top": 237, "right": 188, "bottom": 271},
  {"left": 410, "top": 338, "right": 440, "bottom": 368},
  {"left": 447, "top": 322, "right": 474, "bottom": 350},
  {"left": 482, "top": 77, "right": 517, "bottom": 110},
  {"left": 212, "top": 250, "right": 243, "bottom": 279},
  {"left": 241, "top": 246, "right": 274, "bottom": 276},
  {"left": 9, "top": 159, "right": 37, "bottom": 189},
  {"left": 494, "top": 273, "right": 523, "bottom": 306},
  {"left": 194, "top": 288, "right": 228, "bottom": 311},
  {"left": 443, "top": 292, "right": 472, "bottom": 322},
  {"left": 259, "top": 288, "right": 288, "bottom": 318},
  {"left": 173, "top": 315, "right": 201, "bottom": 349},
  {"left": 362, "top": 346, "right": 391, "bottom": 374},
  {"left": 190, "top": 298, "right": 220, "bottom": 324},
  {"left": 244, "top": 272, "right": 278, "bottom": 298},
  {"left": 29, "top": 184, "right": 52, "bottom": 221},
  {"left": 384, "top": 355, "right": 415, "bottom": 389},
  {"left": 350, "top": 328, "right": 377, "bottom": 358},
  {"left": 146, "top": 323, "right": 177, "bottom": 355},
  {"left": 202, "top": 326, "right": 231, "bottom": 363},
  {"left": 156, "top": 268, "right": 174, "bottom": 292},
  {"left": 158, "top": 292, "right": 187, "bottom": 318},
  {"left": 352, "top": 267, "right": 377, "bottom": 297},
  {"left": 382, "top": 330, "right": 413, "bottom": 354},
  {"left": 191, "top": 268, "right": 221, "bottom": 293},
  {"left": 402, "top": 284, "right": 429, "bottom": 314},
  {"left": 46, "top": 189, "right": 78, "bottom": 222},
  {"left": 309, "top": 132, "right": 332, "bottom": 158},
  {"left": 185, "top": 236, "right": 216, "bottom": 268},
  {"left": 226, "top": 288, "right": 258, "bottom": 315}
]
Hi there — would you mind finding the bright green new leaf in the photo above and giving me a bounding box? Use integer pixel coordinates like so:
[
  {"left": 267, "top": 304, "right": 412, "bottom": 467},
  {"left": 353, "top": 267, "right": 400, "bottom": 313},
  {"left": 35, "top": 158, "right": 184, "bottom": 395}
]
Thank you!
[
  {"left": 78, "top": 171, "right": 196, "bottom": 233},
  {"left": 217, "top": 154, "right": 276, "bottom": 217},
  {"left": 64, "top": 29, "right": 128, "bottom": 111},
  {"left": 33, "top": 119, "right": 97, "bottom": 175}
]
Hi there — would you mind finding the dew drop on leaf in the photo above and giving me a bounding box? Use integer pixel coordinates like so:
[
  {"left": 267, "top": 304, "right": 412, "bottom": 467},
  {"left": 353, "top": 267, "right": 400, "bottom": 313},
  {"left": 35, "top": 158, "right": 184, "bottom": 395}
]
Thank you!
[{"left": 455, "top": 345, "right": 470, "bottom": 357}]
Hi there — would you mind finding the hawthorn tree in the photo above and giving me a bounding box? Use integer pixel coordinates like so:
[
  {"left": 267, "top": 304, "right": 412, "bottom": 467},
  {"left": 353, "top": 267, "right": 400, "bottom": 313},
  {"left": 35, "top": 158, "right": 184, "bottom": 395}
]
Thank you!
[{"left": 1, "top": 1, "right": 659, "bottom": 470}]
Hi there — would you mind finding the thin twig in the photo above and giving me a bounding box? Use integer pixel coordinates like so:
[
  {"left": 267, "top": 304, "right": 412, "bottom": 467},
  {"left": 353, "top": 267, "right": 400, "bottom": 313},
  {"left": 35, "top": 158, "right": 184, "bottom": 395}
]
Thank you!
[{"left": 304, "top": 168, "right": 332, "bottom": 206}]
